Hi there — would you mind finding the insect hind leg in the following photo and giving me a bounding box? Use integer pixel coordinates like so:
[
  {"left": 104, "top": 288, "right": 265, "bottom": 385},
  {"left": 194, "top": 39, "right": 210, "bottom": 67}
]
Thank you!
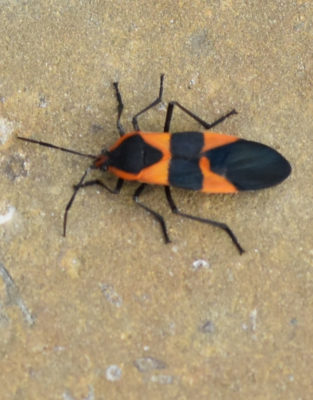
[
  {"left": 164, "top": 186, "right": 244, "bottom": 254},
  {"left": 164, "top": 101, "right": 237, "bottom": 132}
]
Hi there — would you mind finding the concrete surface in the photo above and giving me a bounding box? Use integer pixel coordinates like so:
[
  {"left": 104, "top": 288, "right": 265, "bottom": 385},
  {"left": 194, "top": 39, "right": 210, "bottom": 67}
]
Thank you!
[{"left": 0, "top": 1, "right": 312, "bottom": 399}]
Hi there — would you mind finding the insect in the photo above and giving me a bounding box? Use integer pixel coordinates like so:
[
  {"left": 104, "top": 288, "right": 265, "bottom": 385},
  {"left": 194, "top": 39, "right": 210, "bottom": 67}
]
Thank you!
[{"left": 18, "top": 75, "right": 291, "bottom": 254}]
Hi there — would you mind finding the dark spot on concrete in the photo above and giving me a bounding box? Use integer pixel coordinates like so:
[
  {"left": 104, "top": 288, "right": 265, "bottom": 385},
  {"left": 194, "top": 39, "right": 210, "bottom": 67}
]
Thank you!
[
  {"left": 149, "top": 374, "right": 174, "bottom": 384},
  {"left": 0, "top": 262, "right": 35, "bottom": 326},
  {"left": 290, "top": 318, "right": 298, "bottom": 326},
  {"left": 200, "top": 320, "right": 215, "bottom": 333},
  {"left": 187, "top": 29, "right": 213, "bottom": 55},
  {"left": 4, "top": 154, "right": 28, "bottom": 181},
  {"left": 91, "top": 124, "right": 104, "bottom": 133},
  {"left": 38, "top": 95, "right": 48, "bottom": 108},
  {"left": 133, "top": 356, "right": 167, "bottom": 372}
]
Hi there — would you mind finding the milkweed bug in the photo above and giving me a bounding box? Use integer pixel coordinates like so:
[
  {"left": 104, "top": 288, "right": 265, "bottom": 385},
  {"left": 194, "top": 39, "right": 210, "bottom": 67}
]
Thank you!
[{"left": 18, "top": 75, "right": 291, "bottom": 254}]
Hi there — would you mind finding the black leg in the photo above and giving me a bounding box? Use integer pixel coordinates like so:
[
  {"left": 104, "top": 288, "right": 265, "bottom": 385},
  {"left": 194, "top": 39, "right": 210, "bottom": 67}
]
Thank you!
[
  {"left": 113, "top": 82, "right": 125, "bottom": 137},
  {"left": 74, "top": 178, "right": 124, "bottom": 194},
  {"left": 132, "top": 74, "right": 165, "bottom": 131},
  {"left": 164, "top": 186, "right": 244, "bottom": 254},
  {"left": 133, "top": 183, "right": 170, "bottom": 243},
  {"left": 164, "top": 101, "right": 237, "bottom": 132},
  {"left": 63, "top": 168, "right": 90, "bottom": 237},
  {"left": 64, "top": 177, "right": 124, "bottom": 236}
]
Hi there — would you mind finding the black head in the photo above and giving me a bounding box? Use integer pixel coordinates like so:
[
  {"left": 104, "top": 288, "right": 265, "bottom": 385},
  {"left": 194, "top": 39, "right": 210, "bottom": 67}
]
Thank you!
[{"left": 92, "top": 149, "right": 109, "bottom": 171}]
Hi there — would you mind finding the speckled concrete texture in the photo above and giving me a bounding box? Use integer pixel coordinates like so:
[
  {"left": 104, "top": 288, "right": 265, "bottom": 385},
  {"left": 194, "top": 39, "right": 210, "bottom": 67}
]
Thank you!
[{"left": 0, "top": 1, "right": 312, "bottom": 399}]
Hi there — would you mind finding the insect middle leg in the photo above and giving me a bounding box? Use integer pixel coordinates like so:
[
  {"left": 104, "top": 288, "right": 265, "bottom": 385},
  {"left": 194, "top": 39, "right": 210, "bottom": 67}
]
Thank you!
[
  {"left": 133, "top": 183, "right": 170, "bottom": 243},
  {"left": 132, "top": 74, "right": 165, "bottom": 131}
]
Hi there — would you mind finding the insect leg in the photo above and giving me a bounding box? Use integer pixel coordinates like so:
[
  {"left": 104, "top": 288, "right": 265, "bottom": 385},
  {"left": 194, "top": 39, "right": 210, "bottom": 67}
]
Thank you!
[
  {"left": 164, "top": 101, "right": 237, "bottom": 132},
  {"left": 63, "top": 168, "right": 90, "bottom": 237},
  {"left": 132, "top": 74, "right": 165, "bottom": 131},
  {"left": 74, "top": 177, "right": 124, "bottom": 194},
  {"left": 64, "top": 177, "right": 124, "bottom": 236},
  {"left": 113, "top": 82, "right": 126, "bottom": 137},
  {"left": 164, "top": 186, "right": 244, "bottom": 254},
  {"left": 133, "top": 183, "right": 170, "bottom": 243}
]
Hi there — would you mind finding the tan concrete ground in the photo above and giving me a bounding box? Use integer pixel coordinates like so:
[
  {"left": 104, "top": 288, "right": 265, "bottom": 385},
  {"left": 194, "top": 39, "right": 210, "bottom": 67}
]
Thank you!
[{"left": 0, "top": 1, "right": 312, "bottom": 399}]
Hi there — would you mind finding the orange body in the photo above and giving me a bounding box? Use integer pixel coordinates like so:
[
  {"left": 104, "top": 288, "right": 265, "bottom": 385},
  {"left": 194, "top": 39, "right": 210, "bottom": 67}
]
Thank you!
[{"left": 108, "top": 131, "right": 239, "bottom": 193}]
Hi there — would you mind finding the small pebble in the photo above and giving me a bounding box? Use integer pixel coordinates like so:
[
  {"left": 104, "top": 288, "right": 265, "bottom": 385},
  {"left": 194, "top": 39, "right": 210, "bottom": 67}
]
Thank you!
[
  {"left": 105, "top": 365, "right": 122, "bottom": 382},
  {"left": 192, "top": 259, "right": 210, "bottom": 270},
  {"left": 0, "top": 206, "right": 15, "bottom": 224}
]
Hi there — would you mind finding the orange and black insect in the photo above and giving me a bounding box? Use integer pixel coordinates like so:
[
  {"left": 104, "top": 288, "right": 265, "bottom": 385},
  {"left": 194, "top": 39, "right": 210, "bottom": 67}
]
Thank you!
[{"left": 18, "top": 75, "right": 291, "bottom": 254}]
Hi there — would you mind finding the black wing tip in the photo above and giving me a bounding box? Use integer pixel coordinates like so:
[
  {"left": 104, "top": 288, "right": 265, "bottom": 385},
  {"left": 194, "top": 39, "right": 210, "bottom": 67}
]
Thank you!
[{"left": 207, "top": 140, "right": 292, "bottom": 191}]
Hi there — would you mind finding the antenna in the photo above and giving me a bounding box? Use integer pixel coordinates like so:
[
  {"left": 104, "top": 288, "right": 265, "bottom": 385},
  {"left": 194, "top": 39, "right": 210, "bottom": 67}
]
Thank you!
[{"left": 17, "top": 136, "right": 97, "bottom": 159}]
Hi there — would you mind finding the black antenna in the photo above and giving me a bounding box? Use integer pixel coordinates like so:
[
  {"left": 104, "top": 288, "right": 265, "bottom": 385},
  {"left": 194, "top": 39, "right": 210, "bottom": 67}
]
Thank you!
[{"left": 17, "top": 136, "right": 97, "bottom": 159}]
